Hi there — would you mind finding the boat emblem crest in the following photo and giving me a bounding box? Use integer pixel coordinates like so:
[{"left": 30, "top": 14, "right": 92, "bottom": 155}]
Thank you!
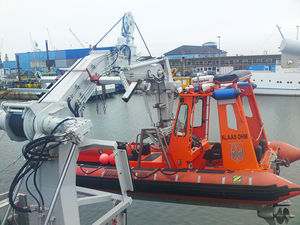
[{"left": 229, "top": 143, "right": 245, "bottom": 162}]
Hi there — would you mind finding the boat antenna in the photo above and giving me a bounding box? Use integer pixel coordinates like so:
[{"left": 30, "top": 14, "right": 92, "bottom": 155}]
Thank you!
[{"left": 276, "top": 25, "right": 285, "bottom": 39}]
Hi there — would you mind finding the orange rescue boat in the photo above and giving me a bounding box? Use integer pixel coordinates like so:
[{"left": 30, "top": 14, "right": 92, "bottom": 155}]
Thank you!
[{"left": 77, "top": 71, "right": 300, "bottom": 211}]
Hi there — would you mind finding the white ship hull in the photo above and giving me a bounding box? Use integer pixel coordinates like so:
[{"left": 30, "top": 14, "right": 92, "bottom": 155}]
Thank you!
[{"left": 250, "top": 67, "right": 300, "bottom": 96}]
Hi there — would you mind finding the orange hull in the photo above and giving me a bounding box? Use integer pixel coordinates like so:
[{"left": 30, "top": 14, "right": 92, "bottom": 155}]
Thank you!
[
  {"left": 76, "top": 164, "right": 300, "bottom": 205},
  {"left": 270, "top": 142, "right": 300, "bottom": 163}
]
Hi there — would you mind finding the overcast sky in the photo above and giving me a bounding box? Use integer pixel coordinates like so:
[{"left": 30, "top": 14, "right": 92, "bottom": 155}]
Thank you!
[{"left": 0, "top": 0, "right": 300, "bottom": 60}]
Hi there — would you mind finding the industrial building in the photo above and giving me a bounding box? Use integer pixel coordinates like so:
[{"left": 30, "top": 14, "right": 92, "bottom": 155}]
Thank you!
[
  {"left": 164, "top": 42, "right": 280, "bottom": 75},
  {"left": 2, "top": 47, "right": 114, "bottom": 78},
  {"left": 164, "top": 42, "right": 227, "bottom": 59},
  {"left": 2, "top": 42, "right": 282, "bottom": 78}
]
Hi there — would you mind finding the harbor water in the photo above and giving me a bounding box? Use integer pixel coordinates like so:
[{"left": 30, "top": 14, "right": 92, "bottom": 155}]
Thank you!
[{"left": 0, "top": 93, "right": 300, "bottom": 225}]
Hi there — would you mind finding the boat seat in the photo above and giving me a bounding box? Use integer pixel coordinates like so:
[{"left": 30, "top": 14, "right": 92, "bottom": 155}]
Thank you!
[
  {"left": 203, "top": 143, "right": 222, "bottom": 161},
  {"left": 128, "top": 153, "right": 138, "bottom": 161},
  {"left": 214, "top": 70, "right": 251, "bottom": 84},
  {"left": 128, "top": 143, "right": 151, "bottom": 161},
  {"left": 142, "top": 152, "right": 162, "bottom": 161}
]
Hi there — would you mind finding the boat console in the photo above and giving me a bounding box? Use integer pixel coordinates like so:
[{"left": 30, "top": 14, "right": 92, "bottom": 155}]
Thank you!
[{"left": 213, "top": 70, "right": 252, "bottom": 83}]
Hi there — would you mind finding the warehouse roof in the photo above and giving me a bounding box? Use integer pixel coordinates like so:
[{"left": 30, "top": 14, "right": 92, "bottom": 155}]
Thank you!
[{"left": 165, "top": 45, "right": 226, "bottom": 56}]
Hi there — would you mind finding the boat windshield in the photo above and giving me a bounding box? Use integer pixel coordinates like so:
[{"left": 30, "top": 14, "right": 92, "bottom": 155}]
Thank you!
[
  {"left": 191, "top": 98, "right": 203, "bottom": 128},
  {"left": 174, "top": 104, "right": 188, "bottom": 136}
]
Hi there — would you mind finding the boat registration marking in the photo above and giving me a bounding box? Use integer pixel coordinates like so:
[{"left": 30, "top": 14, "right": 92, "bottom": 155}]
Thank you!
[
  {"left": 197, "top": 176, "right": 201, "bottom": 183},
  {"left": 232, "top": 175, "right": 242, "bottom": 184},
  {"left": 222, "top": 176, "right": 226, "bottom": 184}
]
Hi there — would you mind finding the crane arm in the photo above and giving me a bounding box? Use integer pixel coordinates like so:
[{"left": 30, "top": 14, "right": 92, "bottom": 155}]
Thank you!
[
  {"left": 69, "top": 28, "right": 85, "bottom": 48},
  {"left": 0, "top": 12, "right": 179, "bottom": 142},
  {"left": 0, "top": 13, "right": 180, "bottom": 225}
]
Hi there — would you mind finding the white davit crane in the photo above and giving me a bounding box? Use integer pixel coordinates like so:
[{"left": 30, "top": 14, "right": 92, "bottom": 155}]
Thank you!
[
  {"left": 69, "top": 28, "right": 85, "bottom": 48},
  {"left": 0, "top": 12, "right": 180, "bottom": 225}
]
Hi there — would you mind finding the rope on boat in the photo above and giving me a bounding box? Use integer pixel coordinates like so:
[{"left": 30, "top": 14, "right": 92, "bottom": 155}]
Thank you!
[
  {"left": 131, "top": 168, "right": 160, "bottom": 179},
  {"left": 254, "top": 124, "right": 264, "bottom": 142},
  {"left": 159, "top": 169, "right": 181, "bottom": 176},
  {"left": 131, "top": 168, "right": 181, "bottom": 179},
  {"left": 79, "top": 165, "right": 103, "bottom": 175}
]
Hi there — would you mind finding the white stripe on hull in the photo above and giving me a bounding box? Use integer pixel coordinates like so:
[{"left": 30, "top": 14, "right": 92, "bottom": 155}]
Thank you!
[{"left": 254, "top": 88, "right": 300, "bottom": 96}]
